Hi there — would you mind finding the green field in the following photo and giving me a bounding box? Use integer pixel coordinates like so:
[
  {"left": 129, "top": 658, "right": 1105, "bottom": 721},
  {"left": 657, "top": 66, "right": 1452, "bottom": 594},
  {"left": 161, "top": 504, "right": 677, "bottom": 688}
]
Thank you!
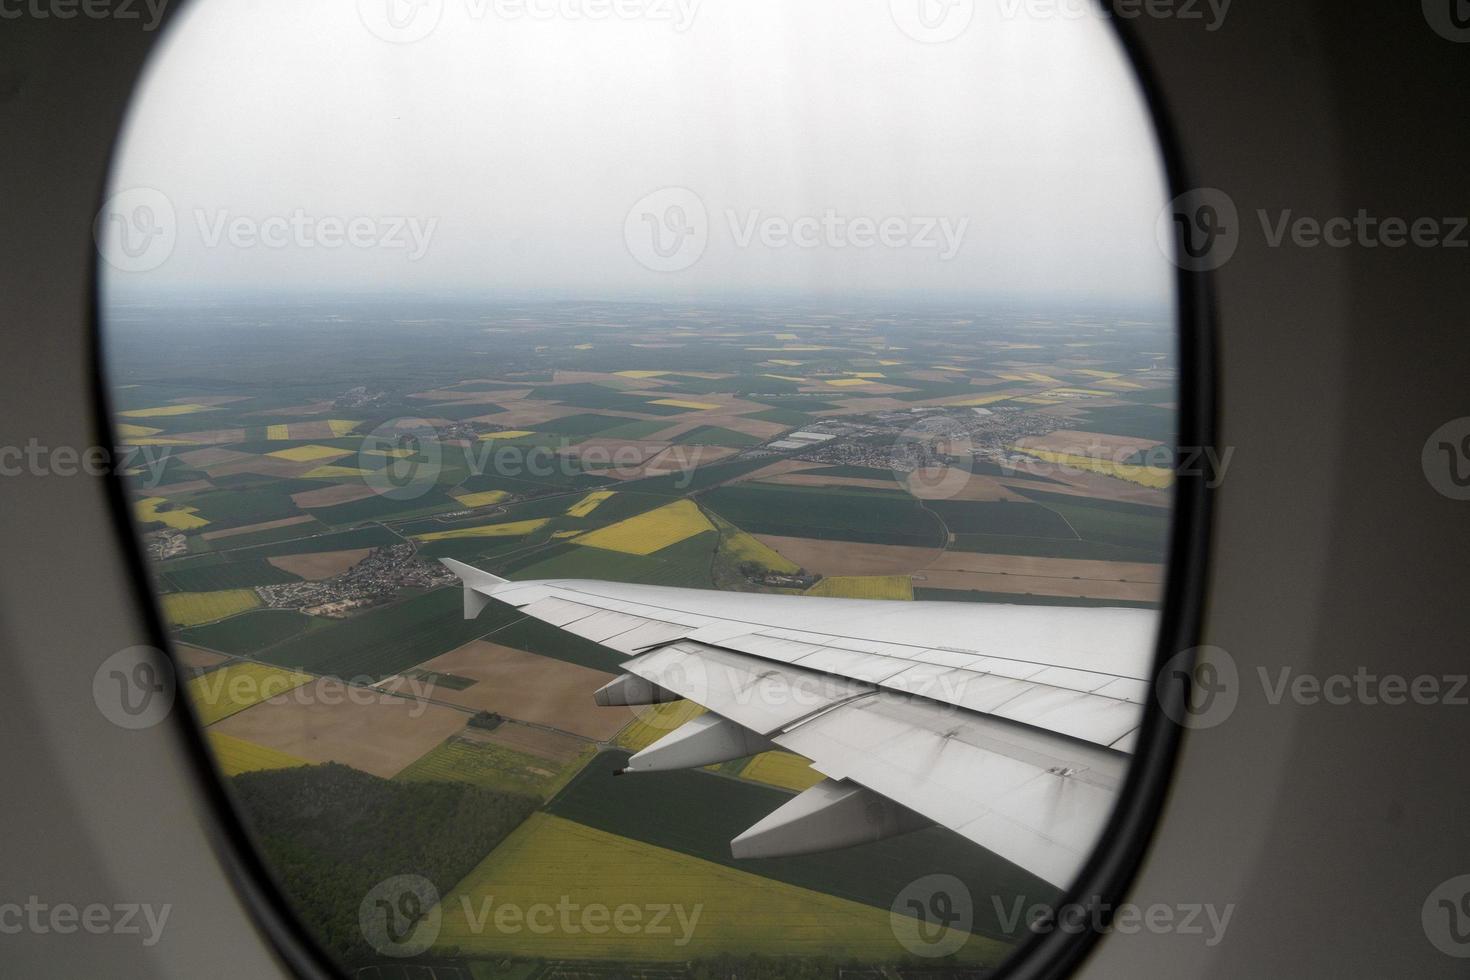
[
  {"left": 701, "top": 484, "right": 946, "bottom": 547},
  {"left": 509, "top": 532, "right": 717, "bottom": 589},
  {"left": 164, "top": 559, "right": 301, "bottom": 591},
  {"left": 672, "top": 426, "right": 765, "bottom": 448},
  {"left": 616, "top": 456, "right": 775, "bottom": 496},
  {"left": 434, "top": 813, "right": 1010, "bottom": 963},
  {"left": 254, "top": 588, "right": 521, "bottom": 680},
  {"left": 186, "top": 489, "right": 305, "bottom": 526},
  {"left": 546, "top": 752, "right": 1053, "bottom": 941},
  {"left": 225, "top": 524, "right": 403, "bottom": 560},
  {"left": 914, "top": 587, "right": 1160, "bottom": 609},
  {"left": 178, "top": 609, "right": 316, "bottom": 654},
  {"left": 232, "top": 763, "right": 538, "bottom": 965},
  {"left": 395, "top": 734, "right": 595, "bottom": 800},
  {"left": 480, "top": 615, "right": 627, "bottom": 673},
  {"left": 1013, "top": 489, "right": 1170, "bottom": 558},
  {"left": 922, "top": 499, "right": 1078, "bottom": 538}
]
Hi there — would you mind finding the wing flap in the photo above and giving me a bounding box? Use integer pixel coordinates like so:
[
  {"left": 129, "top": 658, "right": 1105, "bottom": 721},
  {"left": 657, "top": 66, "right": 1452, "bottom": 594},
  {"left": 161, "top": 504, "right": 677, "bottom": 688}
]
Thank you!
[{"left": 773, "top": 694, "right": 1126, "bottom": 887}]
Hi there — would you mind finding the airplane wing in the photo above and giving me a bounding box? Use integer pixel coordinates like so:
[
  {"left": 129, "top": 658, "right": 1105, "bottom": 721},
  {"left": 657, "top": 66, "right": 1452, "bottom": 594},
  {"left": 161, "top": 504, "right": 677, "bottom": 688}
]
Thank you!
[{"left": 441, "top": 558, "right": 1156, "bottom": 888}]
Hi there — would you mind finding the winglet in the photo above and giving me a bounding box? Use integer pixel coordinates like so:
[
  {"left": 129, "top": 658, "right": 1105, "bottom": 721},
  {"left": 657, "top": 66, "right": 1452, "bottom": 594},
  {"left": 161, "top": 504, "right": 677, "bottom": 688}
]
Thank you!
[{"left": 439, "top": 558, "right": 509, "bottom": 619}]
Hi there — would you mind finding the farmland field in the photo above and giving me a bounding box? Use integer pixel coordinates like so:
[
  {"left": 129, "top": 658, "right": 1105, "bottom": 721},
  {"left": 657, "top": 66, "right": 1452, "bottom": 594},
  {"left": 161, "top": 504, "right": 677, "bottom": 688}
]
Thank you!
[
  {"left": 748, "top": 536, "right": 942, "bottom": 576},
  {"left": 378, "top": 640, "right": 624, "bottom": 740},
  {"left": 508, "top": 533, "right": 716, "bottom": 589},
  {"left": 226, "top": 524, "right": 402, "bottom": 560},
  {"left": 230, "top": 763, "right": 538, "bottom": 964},
  {"left": 265, "top": 548, "right": 371, "bottom": 580},
  {"left": 546, "top": 751, "right": 1054, "bottom": 941},
  {"left": 136, "top": 496, "right": 210, "bottom": 530},
  {"left": 254, "top": 588, "right": 524, "bottom": 680},
  {"left": 572, "top": 500, "right": 713, "bottom": 556},
  {"left": 1011, "top": 446, "right": 1173, "bottom": 489},
  {"left": 414, "top": 519, "right": 551, "bottom": 542},
  {"left": 564, "top": 490, "right": 615, "bottom": 517},
  {"left": 804, "top": 575, "right": 914, "bottom": 600},
  {"left": 164, "top": 559, "right": 301, "bottom": 591},
  {"left": 162, "top": 588, "right": 262, "bottom": 627},
  {"left": 212, "top": 677, "right": 472, "bottom": 777},
  {"left": 434, "top": 814, "right": 1007, "bottom": 963},
  {"left": 185, "top": 661, "right": 313, "bottom": 726},
  {"left": 616, "top": 702, "right": 705, "bottom": 752},
  {"left": 710, "top": 515, "right": 800, "bottom": 574},
  {"left": 702, "top": 484, "right": 945, "bottom": 548},
  {"left": 178, "top": 609, "right": 314, "bottom": 654},
  {"left": 395, "top": 733, "right": 595, "bottom": 800},
  {"left": 738, "top": 751, "right": 824, "bottom": 792},
  {"left": 109, "top": 297, "right": 1174, "bottom": 973},
  {"left": 206, "top": 732, "right": 309, "bottom": 776}
]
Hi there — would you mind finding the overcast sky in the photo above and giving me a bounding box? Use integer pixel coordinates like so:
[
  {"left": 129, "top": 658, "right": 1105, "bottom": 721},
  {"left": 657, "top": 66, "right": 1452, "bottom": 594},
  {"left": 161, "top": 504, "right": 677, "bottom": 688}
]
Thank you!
[{"left": 102, "top": 0, "right": 1172, "bottom": 306}]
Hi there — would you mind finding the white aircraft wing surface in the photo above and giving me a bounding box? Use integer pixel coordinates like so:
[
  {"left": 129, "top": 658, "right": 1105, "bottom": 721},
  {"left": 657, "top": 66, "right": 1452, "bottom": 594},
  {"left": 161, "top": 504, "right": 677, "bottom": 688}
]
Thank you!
[{"left": 442, "top": 559, "right": 1156, "bottom": 888}]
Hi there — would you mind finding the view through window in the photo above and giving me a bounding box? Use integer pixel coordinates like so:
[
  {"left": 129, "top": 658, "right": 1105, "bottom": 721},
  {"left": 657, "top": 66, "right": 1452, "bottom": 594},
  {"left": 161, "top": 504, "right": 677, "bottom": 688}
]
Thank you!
[{"left": 99, "top": 2, "right": 1177, "bottom": 976}]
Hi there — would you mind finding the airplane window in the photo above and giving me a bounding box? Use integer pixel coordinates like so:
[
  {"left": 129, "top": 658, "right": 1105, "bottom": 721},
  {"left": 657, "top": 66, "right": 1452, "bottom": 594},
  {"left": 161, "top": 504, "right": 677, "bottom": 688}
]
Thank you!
[{"left": 98, "top": 1, "right": 1188, "bottom": 976}]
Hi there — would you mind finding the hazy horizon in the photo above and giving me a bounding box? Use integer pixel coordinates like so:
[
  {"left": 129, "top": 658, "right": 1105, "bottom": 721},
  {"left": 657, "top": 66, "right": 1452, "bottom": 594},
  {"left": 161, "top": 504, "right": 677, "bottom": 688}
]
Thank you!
[{"left": 101, "top": 0, "right": 1173, "bottom": 307}]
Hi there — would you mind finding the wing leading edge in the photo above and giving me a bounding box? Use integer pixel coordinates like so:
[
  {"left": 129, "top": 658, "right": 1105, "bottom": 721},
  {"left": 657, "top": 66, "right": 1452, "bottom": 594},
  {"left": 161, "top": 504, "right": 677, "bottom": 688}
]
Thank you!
[{"left": 440, "top": 559, "right": 1155, "bottom": 888}]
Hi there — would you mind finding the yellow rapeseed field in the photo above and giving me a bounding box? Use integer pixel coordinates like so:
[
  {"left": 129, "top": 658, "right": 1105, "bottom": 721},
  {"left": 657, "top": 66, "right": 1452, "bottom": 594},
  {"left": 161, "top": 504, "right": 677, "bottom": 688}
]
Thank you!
[
  {"left": 434, "top": 814, "right": 1006, "bottom": 961},
  {"left": 649, "top": 399, "right": 721, "bottom": 411},
  {"left": 188, "top": 663, "right": 313, "bottom": 726},
  {"left": 740, "top": 751, "right": 824, "bottom": 792},
  {"left": 135, "top": 497, "right": 210, "bottom": 530},
  {"left": 118, "top": 404, "right": 215, "bottom": 418},
  {"left": 616, "top": 701, "right": 704, "bottom": 752},
  {"left": 948, "top": 393, "right": 1021, "bottom": 407},
  {"left": 1011, "top": 447, "right": 1174, "bottom": 489},
  {"left": 713, "top": 515, "right": 799, "bottom": 574},
  {"left": 300, "top": 464, "right": 368, "bottom": 479},
  {"left": 805, "top": 576, "right": 914, "bottom": 600},
  {"left": 573, "top": 500, "right": 712, "bottom": 556},
  {"left": 453, "top": 490, "right": 511, "bottom": 508},
  {"left": 267, "top": 444, "right": 352, "bottom": 462},
  {"left": 162, "top": 589, "right": 261, "bottom": 628},
  {"left": 564, "top": 491, "right": 615, "bottom": 518},
  {"left": 414, "top": 518, "right": 549, "bottom": 542},
  {"left": 206, "top": 732, "right": 309, "bottom": 775}
]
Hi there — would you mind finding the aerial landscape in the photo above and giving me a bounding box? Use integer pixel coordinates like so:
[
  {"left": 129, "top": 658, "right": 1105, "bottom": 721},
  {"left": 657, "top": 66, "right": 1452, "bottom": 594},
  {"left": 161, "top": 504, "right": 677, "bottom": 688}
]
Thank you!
[{"left": 106, "top": 297, "right": 1176, "bottom": 980}]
